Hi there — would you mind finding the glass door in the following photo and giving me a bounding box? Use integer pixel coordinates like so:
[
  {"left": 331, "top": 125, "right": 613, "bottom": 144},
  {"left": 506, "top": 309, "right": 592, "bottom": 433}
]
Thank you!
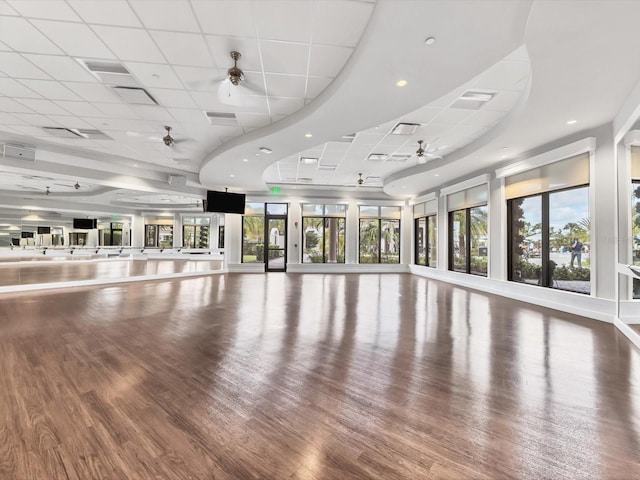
[{"left": 266, "top": 217, "right": 286, "bottom": 272}]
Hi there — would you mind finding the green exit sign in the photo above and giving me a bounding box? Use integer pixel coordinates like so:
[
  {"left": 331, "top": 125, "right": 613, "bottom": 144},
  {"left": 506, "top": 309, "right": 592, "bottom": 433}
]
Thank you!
[{"left": 270, "top": 186, "right": 281, "bottom": 194}]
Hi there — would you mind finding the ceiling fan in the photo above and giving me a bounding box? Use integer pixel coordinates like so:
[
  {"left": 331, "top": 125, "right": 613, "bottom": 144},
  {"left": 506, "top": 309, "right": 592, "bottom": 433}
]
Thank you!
[
  {"left": 162, "top": 126, "right": 195, "bottom": 149},
  {"left": 415, "top": 140, "right": 442, "bottom": 164},
  {"left": 190, "top": 51, "right": 263, "bottom": 105}
]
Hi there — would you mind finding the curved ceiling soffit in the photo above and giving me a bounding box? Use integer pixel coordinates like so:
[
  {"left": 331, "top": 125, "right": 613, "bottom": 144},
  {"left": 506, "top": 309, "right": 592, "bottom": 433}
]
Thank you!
[
  {"left": 199, "top": 0, "right": 534, "bottom": 192},
  {"left": 383, "top": 55, "right": 533, "bottom": 196}
]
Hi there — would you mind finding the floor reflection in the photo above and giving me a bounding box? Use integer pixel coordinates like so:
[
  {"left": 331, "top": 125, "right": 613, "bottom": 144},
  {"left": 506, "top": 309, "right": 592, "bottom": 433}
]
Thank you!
[{"left": 0, "top": 273, "right": 638, "bottom": 479}]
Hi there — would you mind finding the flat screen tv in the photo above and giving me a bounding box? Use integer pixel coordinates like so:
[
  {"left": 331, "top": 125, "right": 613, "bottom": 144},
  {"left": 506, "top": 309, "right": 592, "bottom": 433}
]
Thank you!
[
  {"left": 37, "top": 226, "right": 51, "bottom": 234},
  {"left": 21, "top": 231, "right": 34, "bottom": 238},
  {"left": 73, "top": 218, "right": 97, "bottom": 229},
  {"left": 206, "top": 190, "right": 246, "bottom": 214}
]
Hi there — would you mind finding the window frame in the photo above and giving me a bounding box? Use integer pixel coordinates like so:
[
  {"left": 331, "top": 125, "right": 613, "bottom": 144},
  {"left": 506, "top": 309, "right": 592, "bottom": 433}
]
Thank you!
[
  {"left": 414, "top": 214, "right": 437, "bottom": 267},
  {"left": 448, "top": 205, "right": 488, "bottom": 276}
]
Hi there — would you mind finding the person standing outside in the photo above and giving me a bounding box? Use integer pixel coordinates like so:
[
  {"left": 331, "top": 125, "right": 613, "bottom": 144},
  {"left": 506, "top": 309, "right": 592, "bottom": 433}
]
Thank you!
[{"left": 570, "top": 237, "right": 583, "bottom": 268}]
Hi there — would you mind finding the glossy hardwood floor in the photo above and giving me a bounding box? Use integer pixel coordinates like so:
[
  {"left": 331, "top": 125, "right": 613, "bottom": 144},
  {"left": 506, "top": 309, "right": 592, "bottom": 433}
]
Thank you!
[
  {"left": 0, "top": 258, "right": 222, "bottom": 286},
  {"left": 0, "top": 273, "right": 638, "bottom": 479}
]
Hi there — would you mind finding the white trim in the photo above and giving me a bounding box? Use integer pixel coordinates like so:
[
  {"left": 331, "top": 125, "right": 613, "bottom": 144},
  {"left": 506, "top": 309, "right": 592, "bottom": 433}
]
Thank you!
[
  {"left": 623, "top": 130, "right": 640, "bottom": 147},
  {"left": 227, "top": 263, "right": 265, "bottom": 273},
  {"left": 495, "top": 137, "right": 596, "bottom": 179},
  {"left": 410, "top": 191, "right": 437, "bottom": 205},
  {"left": 614, "top": 317, "right": 640, "bottom": 350},
  {"left": 440, "top": 173, "right": 491, "bottom": 196}
]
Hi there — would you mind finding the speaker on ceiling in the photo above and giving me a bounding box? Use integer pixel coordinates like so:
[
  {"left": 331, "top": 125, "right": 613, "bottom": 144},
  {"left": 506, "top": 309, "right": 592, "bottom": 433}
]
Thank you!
[{"left": 168, "top": 175, "right": 187, "bottom": 187}]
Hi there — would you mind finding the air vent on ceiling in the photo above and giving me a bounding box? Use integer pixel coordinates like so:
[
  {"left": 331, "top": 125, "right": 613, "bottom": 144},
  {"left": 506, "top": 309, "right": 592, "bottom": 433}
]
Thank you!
[
  {"left": 204, "top": 111, "right": 238, "bottom": 126},
  {"left": 317, "top": 164, "right": 337, "bottom": 171},
  {"left": 42, "top": 127, "right": 111, "bottom": 140},
  {"left": 367, "top": 153, "right": 388, "bottom": 161},
  {"left": 3, "top": 144, "right": 36, "bottom": 161},
  {"left": 390, "top": 123, "right": 421, "bottom": 135},
  {"left": 297, "top": 177, "right": 313, "bottom": 183},
  {"left": 111, "top": 86, "right": 158, "bottom": 105},
  {"left": 387, "top": 154, "right": 411, "bottom": 162},
  {"left": 77, "top": 59, "right": 139, "bottom": 87},
  {"left": 338, "top": 133, "right": 356, "bottom": 143},
  {"left": 450, "top": 90, "right": 496, "bottom": 110}
]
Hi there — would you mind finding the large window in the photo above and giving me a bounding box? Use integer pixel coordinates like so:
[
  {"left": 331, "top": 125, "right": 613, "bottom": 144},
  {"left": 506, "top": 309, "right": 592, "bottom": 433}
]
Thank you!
[
  {"left": 183, "top": 217, "right": 210, "bottom": 249},
  {"left": 447, "top": 185, "right": 488, "bottom": 276},
  {"left": 414, "top": 200, "right": 437, "bottom": 267},
  {"left": 144, "top": 217, "right": 174, "bottom": 248},
  {"left": 506, "top": 153, "right": 590, "bottom": 294},
  {"left": 631, "top": 146, "right": 640, "bottom": 298},
  {"left": 359, "top": 206, "right": 401, "bottom": 264},
  {"left": 302, "top": 204, "right": 346, "bottom": 263},
  {"left": 242, "top": 203, "right": 265, "bottom": 263}
]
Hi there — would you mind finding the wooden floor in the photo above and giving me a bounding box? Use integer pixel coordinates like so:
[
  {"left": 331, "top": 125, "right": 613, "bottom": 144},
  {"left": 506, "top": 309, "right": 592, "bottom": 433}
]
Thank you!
[
  {"left": 0, "top": 258, "right": 222, "bottom": 286},
  {"left": 0, "top": 273, "right": 639, "bottom": 479}
]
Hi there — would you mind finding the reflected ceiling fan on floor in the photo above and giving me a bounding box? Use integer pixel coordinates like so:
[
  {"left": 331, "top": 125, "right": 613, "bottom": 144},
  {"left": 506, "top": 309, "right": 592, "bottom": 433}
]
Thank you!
[
  {"left": 415, "top": 140, "right": 442, "bottom": 164},
  {"left": 190, "top": 51, "right": 263, "bottom": 105}
]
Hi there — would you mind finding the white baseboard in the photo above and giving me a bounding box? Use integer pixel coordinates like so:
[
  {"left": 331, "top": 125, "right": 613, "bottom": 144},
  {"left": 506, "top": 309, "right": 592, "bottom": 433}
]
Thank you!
[
  {"left": 614, "top": 318, "right": 640, "bottom": 350},
  {"left": 227, "top": 263, "right": 265, "bottom": 273}
]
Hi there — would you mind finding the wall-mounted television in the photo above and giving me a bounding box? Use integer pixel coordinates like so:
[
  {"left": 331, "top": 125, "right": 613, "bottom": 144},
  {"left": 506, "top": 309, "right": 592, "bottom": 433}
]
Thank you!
[
  {"left": 37, "top": 226, "right": 51, "bottom": 234},
  {"left": 73, "top": 218, "right": 97, "bottom": 229},
  {"left": 21, "top": 231, "right": 34, "bottom": 238},
  {"left": 205, "top": 190, "right": 246, "bottom": 214}
]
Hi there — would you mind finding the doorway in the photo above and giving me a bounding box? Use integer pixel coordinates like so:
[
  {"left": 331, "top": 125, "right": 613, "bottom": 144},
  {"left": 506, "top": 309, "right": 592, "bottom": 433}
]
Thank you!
[{"left": 266, "top": 216, "right": 286, "bottom": 271}]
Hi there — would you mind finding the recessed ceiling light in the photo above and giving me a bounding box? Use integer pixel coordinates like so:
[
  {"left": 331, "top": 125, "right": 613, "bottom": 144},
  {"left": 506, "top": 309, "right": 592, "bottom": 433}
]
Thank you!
[
  {"left": 434, "top": 174, "right": 439, "bottom": 177},
  {"left": 299, "top": 157, "right": 318, "bottom": 165},
  {"left": 425, "top": 37, "right": 436, "bottom": 46},
  {"left": 259, "top": 147, "right": 272, "bottom": 154},
  {"left": 502, "top": 146, "right": 509, "bottom": 150},
  {"left": 396, "top": 79, "right": 408, "bottom": 87},
  {"left": 133, "top": 164, "right": 138, "bottom": 167},
  {"left": 401, "top": 185, "right": 407, "bottom": 189},
  {"left": 567, "top": 119, "right": 577, "bottom": 125},
  {"left": 242, "top": 158, "right": 248, "bottom": 162},
  {"left": 229, "top": 174, "right": 235, "bottom": 178},
  {"left": 304, "top": 133, "right": 313, "bottom": 138}
]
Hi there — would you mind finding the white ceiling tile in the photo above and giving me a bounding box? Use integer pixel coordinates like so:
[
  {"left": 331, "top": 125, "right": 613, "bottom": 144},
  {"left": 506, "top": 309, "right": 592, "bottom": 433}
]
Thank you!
[
  {"left": 431, "top": 109, "right": 474, "bottom": 126},
  {"left": 53, "top": 100, "right": 104, "bottom": 117},
  {"left": 148, "top": 88, "right": 197, "bottom": 109},
  {"left": 261, "top": 41, "right": 309, "bottom": 75},
  {"left": 206, "top": 36, "right": 261, "bottom": 72},
  {"left": 11, "top": 125, "right": 52, "bottom": 135},
  {"left": 11, "top": 112, "right": 54, "bottom": 126},
  {"left": 268, "top": 97, "right": 304, "bottom": 116},
  {"left": 7, "top": 0, "right": 81, "bottom": 21},
  {"left": 174, "top": 66, "right": 225, "bottom": 90},
  {"left": 0, "top": 111, "right": 20, "bottom": 124},
  {"left": 0, "top": 97, "right": 34, "bottom": 113},
  {"left": 150, "top": 31, "right": 213, "bottom": 67},
  {"left": 191, "top": 0, "right": 255, "bottom": 36},
  {"left": 0, "top": 1, "right": 19, "bottom": 15},
  {"left": 93, "top": 102, "right": 140, "bottom": 119},
  {"left": 31, "top": 20, "right": 115, "bottom": 59},
  {"left": 265, "top": 74, "right": 306, "bottom": 98},
  {"left": 0, "top": 52, "right": 50, "bottom": 79},
  {"left": 308, "top": 44, "right": 352, "bottom": 77},
  {"left": 45, "top": 115, "right": 94, "bottom": 129},
  {"left": 313, "top": 0, "right": 374, "bottom": 47},
  {"left": 464, "top": 109, "right": 505, "bottom": 127},
  {"left": 64, "top": 83, "right": 120, "bottom": 103},
  {"left": 234, "top": 112, "right": 271, "bottom": 128},
  {"left": 0, "top": 40, "right": 10, "bottom": 51},
  {"left": 167, "top": 108, "right": 207, "bottom": 123},
  {"left": 93, "top": 25, "right": 165, "bottom": 63},
  {"left": 15, "top": 98, "right": 70, "bottom": 115},
  {"left": 401, "top": 106, "right": 443, "bottom": 125},
  {"left": 22, "top": 54, "right": 96, "bottom": 82},
  {"left": 0, "top": 77, "right": 41, "bottom": 97},
  {"left": 125, "top": 62, "right": 184, "bottom": 89},
  {"left": 130, "top": 105, "right": 175, "bottom": 122},
  {"left": 306, "top": 76, "right": 332, "bottom": 99},
  {"left": 0, "top": 16, "right": 62, "bottom": 54},
  {"left": 18, "top": 79, "right": 81, "bottom": 100},
  {"left": 67, "top": 0, "right": 141, "bottom": 27},
  {"left": 129, "top": 0, "right": 200, "bottom": 32},
  {"left": 253, "top": 1, "right": 312, "bottom": 43},
  {"left": 483, "top": 91, "right": 521, "bottom": 112}
]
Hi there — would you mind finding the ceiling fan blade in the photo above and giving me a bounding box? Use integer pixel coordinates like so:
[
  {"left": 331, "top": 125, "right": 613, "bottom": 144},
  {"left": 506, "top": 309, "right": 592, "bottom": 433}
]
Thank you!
[
  {"left": 217, "top": 79, "right": 265, "bottom": 106},
  {"left": 186, "top": 75, "right": 225, "bottom": 90}
]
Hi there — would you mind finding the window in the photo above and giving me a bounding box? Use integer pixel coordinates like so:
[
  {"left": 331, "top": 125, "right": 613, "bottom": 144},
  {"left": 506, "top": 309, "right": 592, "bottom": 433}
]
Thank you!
[
  {"left": 359, "top": 206, "right": 401, "bottom": 264},
  {"left": 242, "top": 203, "right": 265, "bottom": 263},
  {"left": 144, "top": 218, "right": 174, "bottom": 248},
  {"left": 302, "top": 204, "right": 346, "bottom": 263},
  {"left": 447, "top": 185, "right": 488, "bottom": 275},
  {"left": 631, "top": 146, "right": 640, "bottom": 298},
  {"left": 506, "top": 153, "right": 590, "bottom": 294},
  {"left": 182, "top": 217, "right": 210, "bottom": 249},
  {"left": 414, "top": 200, "right": 437, "bottom": 267}
]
